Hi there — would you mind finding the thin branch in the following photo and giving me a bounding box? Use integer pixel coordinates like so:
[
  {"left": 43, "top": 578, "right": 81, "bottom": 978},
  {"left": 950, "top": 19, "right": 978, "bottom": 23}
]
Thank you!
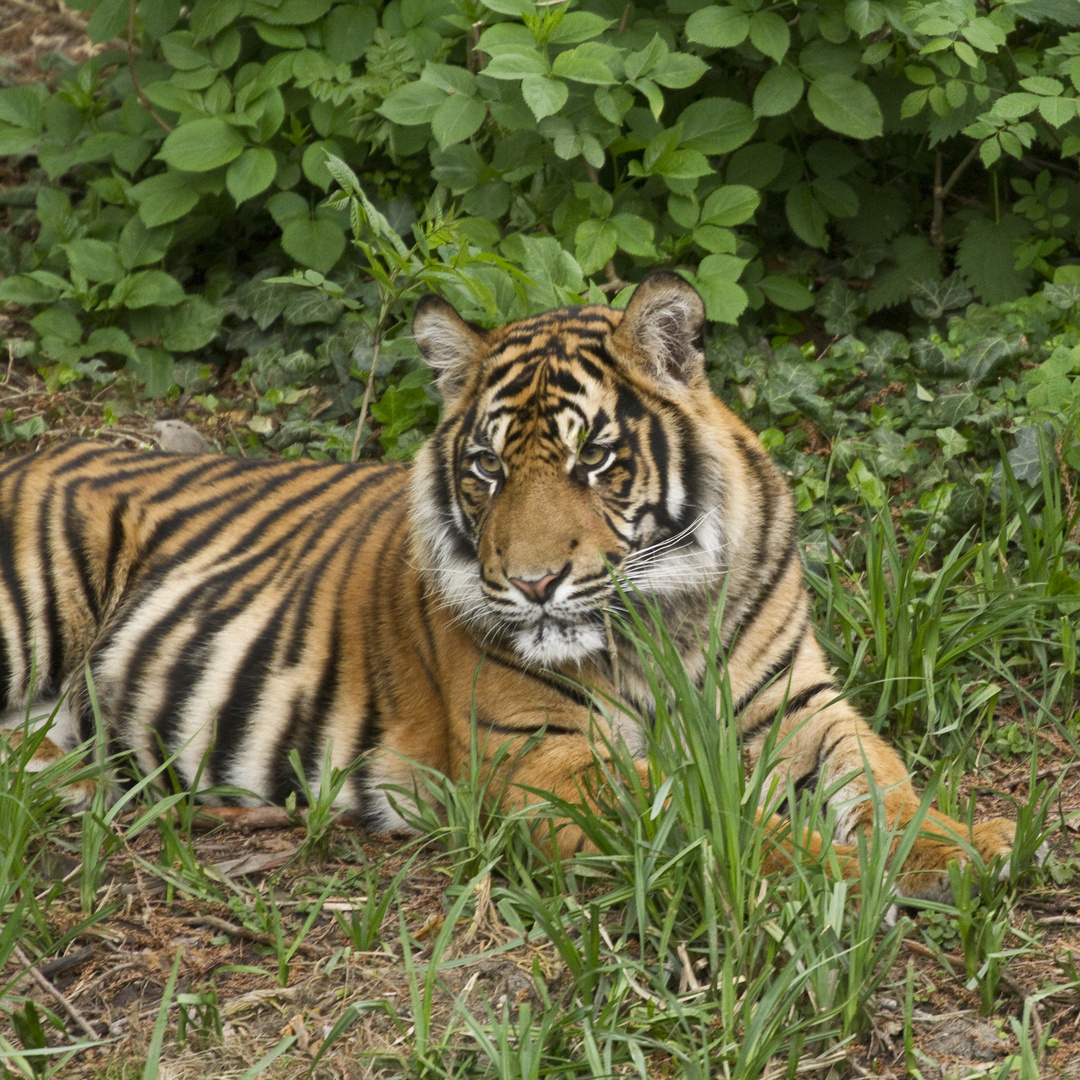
[
  {"left": 930, "top": 143, "right": 981, "bottom": 252},
  {"left": 351, "top": 328, "right": 382, "bottom": 462},
  {"left": 13, "top": 944, "right": 99, "bottom": 1040},
  {"left": 127, "top": 0, "right": 172, "bottom": 133}
]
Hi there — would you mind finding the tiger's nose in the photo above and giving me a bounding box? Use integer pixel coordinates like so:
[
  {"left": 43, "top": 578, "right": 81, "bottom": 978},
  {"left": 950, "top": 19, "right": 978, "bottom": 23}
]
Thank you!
[{"left": 508, "top": 570, "right": 560, "bottom": 604}]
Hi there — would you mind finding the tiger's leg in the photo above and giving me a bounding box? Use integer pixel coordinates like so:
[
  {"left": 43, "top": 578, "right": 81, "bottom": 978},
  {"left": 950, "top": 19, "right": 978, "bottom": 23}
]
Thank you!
[
  {"left": 762, "top": 692, "right": 1022, "bottom": 902},
  {"left": 0, "top": 696, "right": 96, "bottom": 809}
]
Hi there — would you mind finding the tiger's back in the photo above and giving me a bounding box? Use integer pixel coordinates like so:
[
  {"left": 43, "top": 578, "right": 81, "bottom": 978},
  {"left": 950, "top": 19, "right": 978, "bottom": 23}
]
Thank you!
[{"left": 1, "top": 445, "right": 431, "bottom": 822}]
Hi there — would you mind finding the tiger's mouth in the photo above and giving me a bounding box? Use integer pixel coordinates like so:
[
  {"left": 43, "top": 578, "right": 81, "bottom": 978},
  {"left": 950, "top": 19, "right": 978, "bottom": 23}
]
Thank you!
[{"left": 509, "top": 616, "right": 607, "bottom": 668}]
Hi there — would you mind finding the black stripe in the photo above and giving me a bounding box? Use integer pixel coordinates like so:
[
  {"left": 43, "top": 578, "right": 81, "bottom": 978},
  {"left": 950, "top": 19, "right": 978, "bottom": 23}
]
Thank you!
[
  {"left": 0, "top": 469, "right": 29, "bottom": 700},
  {"left": 732, "top": 634, "right": 802, "bottom": 721},
  {"left": 730, "top": 528, "right": 798, "bottom": 644},
  {"left": 37, "top": 485, "right": 65, "bottom": 695},
  {"left": 101, "top": 495, "right": 129, "bottom": 606},
  {"left": 482, "top": 650, "right": 594, "bottom": 709},
  {"left": 780, "top": 681, "right": 835, "bottom": 719},
  {"left": 478, "top": 716, "right": 580, "bottom": 738},
  {"left": 61, "top": 477, "right": 101, "bottom": 623}
]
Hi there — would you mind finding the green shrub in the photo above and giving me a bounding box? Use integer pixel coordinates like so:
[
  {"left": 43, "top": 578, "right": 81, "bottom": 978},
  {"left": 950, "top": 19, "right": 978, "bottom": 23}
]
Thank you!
[{"left": 1, "top": 0, "right": 1079, "bottom": 449}]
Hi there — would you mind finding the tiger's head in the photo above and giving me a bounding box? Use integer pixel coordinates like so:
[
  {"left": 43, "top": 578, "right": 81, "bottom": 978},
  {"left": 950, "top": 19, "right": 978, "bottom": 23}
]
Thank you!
[{"left": 410, "top": 273, "right": 731, "bottom": 670}]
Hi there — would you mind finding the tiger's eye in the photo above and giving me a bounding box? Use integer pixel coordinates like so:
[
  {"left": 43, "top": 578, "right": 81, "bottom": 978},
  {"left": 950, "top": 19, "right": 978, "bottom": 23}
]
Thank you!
[
  {"left": 578, "top": 444, "right": 609, "bottom": 467},
  {"left": 475, "top": 451, "right": 502, "bottom": 477}
]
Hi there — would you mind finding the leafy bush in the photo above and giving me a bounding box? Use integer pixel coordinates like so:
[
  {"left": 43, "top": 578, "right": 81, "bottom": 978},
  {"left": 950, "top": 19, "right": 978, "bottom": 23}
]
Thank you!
[{"left": 1, "top": 0, "right": 1080, "bottom": 453}]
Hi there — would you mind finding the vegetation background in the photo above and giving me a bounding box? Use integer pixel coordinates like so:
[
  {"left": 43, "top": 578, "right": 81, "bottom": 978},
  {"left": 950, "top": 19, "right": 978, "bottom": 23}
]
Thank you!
[{"left": 1, "top": 0, "right": 1080, "bottom": 1076}]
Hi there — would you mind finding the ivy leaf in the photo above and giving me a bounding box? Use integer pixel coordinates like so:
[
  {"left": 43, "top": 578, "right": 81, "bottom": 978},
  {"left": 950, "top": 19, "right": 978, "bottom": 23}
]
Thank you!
[
  {"left": 158, "top": 117, "right": 245, "bottom": 171},
  {"left": 521, "top": 75, "right": 568, "bottom": 121},
  {"left": 807, "top": 75, "right": 883, "bottom": 139}
]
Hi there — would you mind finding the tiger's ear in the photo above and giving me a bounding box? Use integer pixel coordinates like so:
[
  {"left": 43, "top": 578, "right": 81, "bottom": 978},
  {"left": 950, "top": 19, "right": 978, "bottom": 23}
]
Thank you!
[
  {"left": 413, "top": 294, "right": 488, "bottom": 396},
  {"left": 612, "top": 272, "right": 707, "bottom": 384}
]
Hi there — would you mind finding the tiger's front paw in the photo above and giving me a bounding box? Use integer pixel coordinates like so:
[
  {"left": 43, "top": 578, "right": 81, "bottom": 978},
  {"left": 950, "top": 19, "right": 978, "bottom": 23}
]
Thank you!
[
  {"left": 896, "top": 815, "right": 1048, "bottom": 902},
  {"left": 973, "top": 816, "right": 1050, "bottom": 882}
]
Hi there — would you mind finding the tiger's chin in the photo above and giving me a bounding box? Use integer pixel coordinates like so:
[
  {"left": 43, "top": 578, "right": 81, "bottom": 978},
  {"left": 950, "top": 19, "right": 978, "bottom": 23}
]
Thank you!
[{"left": 511, "top": 620, "right": 606, "bottom": 669}]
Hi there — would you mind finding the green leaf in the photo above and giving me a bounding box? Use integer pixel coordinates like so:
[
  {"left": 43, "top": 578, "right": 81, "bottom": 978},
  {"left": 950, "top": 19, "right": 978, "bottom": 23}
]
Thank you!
[
  {"left": 847, "top": 459, "right": 885, "bottom": 507},
  {"left": 695, "top": 253, "right": 749, "bottom": 323},
  {"left": 87, "top": 326, "right": 137, "bottom": 360},
  {"left": 685, "top": 7, "right": 749, "bottom": 47},
  {"left": 190, "top": 0, "right": 242, "bottom": 40},
  {"left": 748, "top": 10, "right": 789, "bottom": 62},
  {"left": 30, "top": 306, "right": 82, "bottom": 345},
  {"left": 111, "top": 270, "right": 187, "bottom": 309},
  {"left": 552, "top": 44, "right": 618, "bottom": 85},
  {"left": 807, "top": 75, "right": 883, "bottom": 139},
  {"left": 160, "top": 31, "right": 211, "bottom": 71},
  {"left": 785, "top": 183, "right": 828, "bottom": 249},
  {"left": 961, "top": 18, "right": 1006, "bottom": 53},
  {"left": 0, "top": 127, "right": 40, "bottom": 155},
  {"left": 482, "top": 50, "right": 548, "bottom": 79},
  {"left": 610, "top": 213, "right": 655, "bottom": 257},
  {"left": 301, "top": 139, "right": 342, "bottom": 189},
  {"left": 701, "top": 185, "right": 760, "bottom": 226},
  {"left": 0, "top": 274, "right": 61, "bottom": 305},
  {"left": 956, "top": 215, "right": 1035, "bottom": 305},
  {"left": 64, "top": 239, "right": 125, "bottom": 284},
  {"left": 522, "top": 75, "right": 568, "bottom": 121},
  {"left": 652, "top": 52, "right": 708, "bottom": 90},
  {"left": 865, "top": 235, "right": 942, "bottom": 313},
  {"left": 678, "top": 98, "right": 757, "bottom": 154},
  {"left": 432, "top": 94, "right": 486, "bottom": 148},
  {"left": 1038, "top": 97, "right": 1077, "bottom": 127},
  {"left": 161, "top": 296, "right": 225, "bottom": 351},
  {"left": 378, "top": 81, "right": 445, "bottom": 125},
  {"left": 0, "top": 85, "right": 45, "bottom": 130},
  {"left": 548, "top": 12, "right": 612, "bottom": 44},
  {"left": 758, "top": 276, "right": 814, "bottom": 310},
  {"left": 131, "top": 171, "right": 209, "bottom": 226},
  {"left": 227, "top": 146, "right": 277, "bottom": 204},
  {"left": 159, "top": 117, "right": 245, "bottom": 171},
  {"left": 753, "top": 66, "right": 803, "bottom": 117},
  {"left": 127, "top": 347, "right": 176, "bottom": 398},
  {"left": 86, "top": 0, "right": 127, "bottom": 42},
  {"left": 266, "top": 190, "right": 308, "bottom": 226},
  {"left": 281, "top": 215, "right": 346, "bottom": 273},
  {"left": 575, "top": 218, "right": 618, "bottom": 274}
]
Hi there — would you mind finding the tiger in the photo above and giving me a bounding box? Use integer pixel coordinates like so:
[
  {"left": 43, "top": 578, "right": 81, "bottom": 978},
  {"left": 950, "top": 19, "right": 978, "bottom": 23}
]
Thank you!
[{"left": 0, "top": 272, "right": 1028, "bottom": 900}]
